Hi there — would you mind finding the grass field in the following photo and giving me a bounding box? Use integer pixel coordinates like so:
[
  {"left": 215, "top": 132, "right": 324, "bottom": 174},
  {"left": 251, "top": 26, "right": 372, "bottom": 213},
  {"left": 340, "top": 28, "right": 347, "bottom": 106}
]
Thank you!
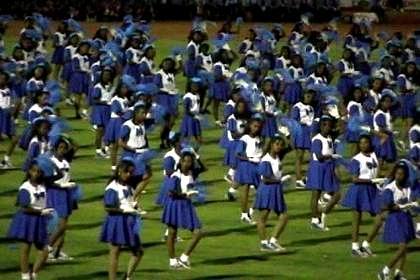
[{"left": 0, "top": 21, "right": 419, "bottom": 280}]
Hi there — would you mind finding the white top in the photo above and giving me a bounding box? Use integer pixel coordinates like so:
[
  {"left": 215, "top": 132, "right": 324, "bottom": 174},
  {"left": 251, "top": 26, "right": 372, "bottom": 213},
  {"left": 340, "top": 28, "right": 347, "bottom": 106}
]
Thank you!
[
  {"left": 409, "top": 124, "right": 420, "bottom": 149},
  {"left": 373, "top": 109, "right": 392, "bottom": 132},
  {"left": 19, "top": 181, "right": 46, "bottom": 209},
  {"left": 51, "top": 156, "right": 71, "bottom": 185},
  {"left": 311, "top": 133, "right": 334, "bottom": 161},
  {"left": 187, "top": 41, "right": 199, "bottom": 58},
  {"left": 347, "top": 100, "right": 364, "bottom": 119},
  {"left": 289, "top": 66, "right": 304, "bottom": 80},
  {"left": 29, "top": 137, "right": 49, "bottom": 155},
  {"left": 127, "top": 47, "right": 143, "bottom": 64},
  {"left": 261, "top": 94, "right": 277, "bottom": 114},
  {"left": 0, "top": 88, "right": 11, "bottom": 109},
  {"left": 140, "top": 57, "right": 155, "bottom": 74},
  {"left": 94, "top": 83, "right": 115, "bottom": 104},
  {"left": 163, "top": 148, "right": 181, "bottom": 176},
  {"left": 339, "top": 59, "right": 355, "bottom": 75},
  {"left": 110, "top": 96, "right": 129, "bottom": 118},
  {"left": 308, "top": 73, "right": 327, "bottom": 85},
  {"left": 171, "top": 170, "right": 194, "bottom": 194},
  {"left": 352, "top": 152, "right": 378, "bottom": 180},
  {"left": 105, "top": 180, "right": 134, "bottom": 210},
  {"left": 74, "top": 53, "right": 90, "bottom": 72},
  {"left": 384, "top": 181, "right": 412, "bottom": 206},
  {"left": 198, "top": 53, "right": 213, "bottom": 72},
  {"left": 54, "top": 32, "right": 66, "bottom": 47},
  {"left": 157, "top": 69, "right": 177, "bottom": 95},
  {"left": 123, "top": 120, "right": 147, "bottom": 150},
  {"left": 183, "top": 92, "right": 200, "bottom": 115},
  {"left": 293, "top": 102, "right": 314, "bottom": 126},
  {"left": 261, "top": 153, "right": 282, "bottom": 180},
  {"left": 226, "top": 114, "right": 246, "bottom": 141},
  {"left": 240, "top": 134, "right": 263, "bottom": 163}
]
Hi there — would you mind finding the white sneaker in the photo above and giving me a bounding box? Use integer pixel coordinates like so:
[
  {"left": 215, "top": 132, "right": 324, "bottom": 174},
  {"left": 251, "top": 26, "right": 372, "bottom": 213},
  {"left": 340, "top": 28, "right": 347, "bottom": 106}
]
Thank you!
[
  {"left": 57, "top": 251, "right": 74, "bottom": 261},
  {"left": 224, "top": 175, "right": 233, "bottom": 184},
  {"left": 269, "top": 240, "right": 287, "bottom": 252},
  {"left": 295, "top": 179, "right": 306, "bottom": 189},
  {"left": 0, "top": 160, "right": 13, "bottom": 169},
  {"left": 240, "top": 214, "right": 256, "bottom": 225},
  {"left": 95, "top": 150, "right": 110, "bottom": 159}
]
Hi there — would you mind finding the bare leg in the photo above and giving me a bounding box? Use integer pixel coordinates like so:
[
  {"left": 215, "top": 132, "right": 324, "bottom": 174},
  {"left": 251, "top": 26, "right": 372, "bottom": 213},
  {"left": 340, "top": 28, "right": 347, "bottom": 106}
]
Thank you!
[
  {"left": 323, "top": 192, "right": 341, "bottom": 214},
  {"left": 126, "top": 248, "right": 144, "bottom": 279},
  {"left": 241, "top": 185, "right": 250, "bottom": 213},
  {"left": 351, "top": 211, "right": 362, "bottom": 243},
  {"left": 183, "top": 229, "right": 202, "bottom": 256},
  {"left": 166, "top": 226, "right": 177, "bottom": 258},
  {"left": 111, "top": 143, "right": 118, "bottom": 167},
  {"left": 32, "top": 246, "right": 48, "bottom": 273},
  {"left": 20, "top": 243, "right": 31, "bottom": 274},
  {"left": 295, "top": 150, "right": 304, "bottom": 180},
  {"left": 212, "top": 100, "right": 220, "bottom": 122},
  {"left": 95, "top": 127, "right": 104, "bottom": 150},
  {"left": 310, "top": 190, "right": 321, "bottom": 218},
  {"left": 272, "top": 213, "right": 288, "bottom": 239},
  {"left": 49, "top": 218, "right": 68, "bottom": 248},
  {"left": 396, "top": 247, "right": 407, "bottom": 271},
  {"left": 366, "top": 212, "right": 386, "bottom": 243},
  {"left": 108, "top": 245, "right": 120, "bottom": 280},
  {"left": 387, "top": 243, "right": 407, "bottom": 269},
  {"left": 257, "top": 210, "right": 270, "bottom": 241}
]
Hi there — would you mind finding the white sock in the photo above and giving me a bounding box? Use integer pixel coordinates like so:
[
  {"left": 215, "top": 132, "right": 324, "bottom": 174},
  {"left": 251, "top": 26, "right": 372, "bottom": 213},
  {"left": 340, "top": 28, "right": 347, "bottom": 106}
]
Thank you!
[
  {"left": 248, "top": 208, "right": 254, "bottom": 216},
  {"left": 96, "top": 148, "right": 102, "bottom": 153},
  {"left": 21, "top": 273, "right": 30, "bottom": 280},
  {"left": 382, "top": 266, "right": 390, "bottom": 274},
  {"left": 323, "top": 193, "right": 332, "bottom": 201},
  {"left": 228, "top": 187, "right": 236, "bottom": 193},
  {"left": 180, "top": 253, "right": 189, "bottom": 263},
  {"left": 269, "top": 237, "right": 277, "bottom": 244},
  {"left": 82, "top": 109, "right": 87, "bottom": 115},
  {"left": 416, "top": 222, "right": 420, "bottom": 231},
  {"left": 228, "top": 168, "right": 235, "bottom": 177},
  {"left": 169, "top": 258, "right": 178, "bottom": 266},
  {"left": 261, "top": 240, "right": 268, "bottom": 245},
  {"left": 362, "top": 240, "right": 370, "bottom": 248},
  {"left": 4, "top": 155, "right": 10, "bottom": 161},
  {"left": 111, "top": 165, "right": 117, "bottom": 171},
  {"left": 311, "top": 217, "right": 319, "bottom": 224},
  {"left": 352, "top": 242, "right": 359, "bottom": 250},
  {"left": 241, "top": 212, "right": 248, "bottom": 218},
  {"left": 394, "top": 269, "right": 401, "bottom": 276},
  {"left": 31, "top": 273, "right": 37, "bottom": 279},
  {"left": 164, "top": 228, "right": 169, "bottom": 237}
]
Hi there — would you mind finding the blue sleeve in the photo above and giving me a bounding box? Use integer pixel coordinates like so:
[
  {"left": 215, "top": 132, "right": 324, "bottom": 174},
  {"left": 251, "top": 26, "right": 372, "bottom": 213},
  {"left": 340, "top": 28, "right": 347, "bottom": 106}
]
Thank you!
[
  {"left": 381, "top": 189, "right": 394, "bottom": 208},
  {"left": 306, "top": 76, "right": 315, "bottom": 85},
  {"left": 72, "top": 57, "right": 81, "bottom": 71},
  {"left": 258, "top": 161, "right": 274, "bottom": 178},
  {"left": 184, "top": 97, "right": 192, "bottom": 112},
  {"left": 92, "top": 86, "right": 101, "bottom": 100},
  {"left": 374, "top": 113, "right": 386, "bottom": 128},
  {"left": 349, "top": 159, "right": 360, "bottom": 176},
  {"left": 139, "top": 61, "right": 150, "bottom": 75},
  {"left": 187, "top": 45, "right": 196, "bottom": 59},
  {"left": 168, "top": 176, "right": 181, "bottom": 194},
  {"left": 223, "top": 104, "right": 234, "bottom": 119},
  {"left": 126, "top": 49, "right": 134, "bottom": 63},
  {"left": 26, "top": 80, "right": 37, "bottom": 94},
  {"left": 348, "top": 104, "right": 360, "bottom": 117},
  {"left": 397, "top": 76, "right": 406, "bottom": 90},
  {"left": 111, "top": 100, "right": 123, "bottom": 114},
  {"left": 196, "top": 55, "right": 204, "bottom": 67},
  {"left": 337, "top": 61, "right": 345, "bottom": 72},
  {"left": 409, "top": 146, "right": 420, "bottom": 162},
  {"left": 64, "top": 49, "right": 71, "bottom": 62},
  {"left": 163, "top": 157, "right": 176, "bottom": 174},
  {"left": 119, "top": 125, "right": 130, "bottom": 141},
  {"left": 28, "top": 141, "right": 41, "bottom": 159},
  {"left": 214, "top": 64, "right": 223, "bottom": 80},
  {"left": 104, "top": 189, "right": 119, "bottom": 208},
  {"left": 311, "top": 139, "right": 323, "bottom": 158},
  {"left": 238, "top": 41, "right": 247, "bottom": 54},
  {"left": 52, "top": 34, "right": 59, "bottom": 47},
  {"left": 235, "top": 140, "right": 246, "bottom": 157},
  {"left": 227, "top": 118, "right": 236, "bottom": 132},
  {"left": 154, "top": 73, "right": 163, "bottom": 88},
  {"left": 28, "top": 110, "right": 40, "bottom": 123},
  {"left": 17, "top": 189, "right": 31, "bottom": 207},
  {"left": 291, "top": 106, "right": 300, "bottom": 121}
]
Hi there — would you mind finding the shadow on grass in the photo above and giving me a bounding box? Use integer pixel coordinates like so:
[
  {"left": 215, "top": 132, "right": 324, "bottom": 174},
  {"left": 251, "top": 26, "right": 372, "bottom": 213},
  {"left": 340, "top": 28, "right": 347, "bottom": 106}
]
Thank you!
[
  {"left": 0, "top": 212, "right": 13, "bottom": 220},
  {"left": 73, "top": 249, "right": 109, "bottom": 258},
  {"left": 69, "top": 221, "right": 103, "bottom": 230},
  {"left": 205, "top": 225, "right": 257, "bottom": 238},
  {"left": 57, "top": 271, "right": 108, "bottom": 280},
  {"left": 0, "top": 188, "right": 18, "bottom": 196},
  {"left": 79, "top": 194, "right": 104, "bottom": 204},
  {"left": 188, "top": 274, "right": 277, "bottom": 280},
  {"left": 199, "top": 251, "right": 296, "bottom": 266},
  {"left": 289, "top": 233, "right": 349, "bottom": 246},
  {"left": 0, "top": 266, "right": 19, "bottom": 274}
]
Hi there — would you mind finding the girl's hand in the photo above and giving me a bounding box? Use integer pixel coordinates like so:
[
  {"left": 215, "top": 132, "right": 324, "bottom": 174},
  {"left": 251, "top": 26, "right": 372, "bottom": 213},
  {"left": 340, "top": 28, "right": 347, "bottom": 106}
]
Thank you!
[
  {"left": 371, "top": 178, "right": 386, "bottom": 184},
  {"left": 186, "top": 190, "right": 199, "bottom": 197},
  {"left": 281, "top": 175, "right": 291, "bottom": 183},
  {"left": 41, "top": 208, "right": 54, "bottom": 216}
]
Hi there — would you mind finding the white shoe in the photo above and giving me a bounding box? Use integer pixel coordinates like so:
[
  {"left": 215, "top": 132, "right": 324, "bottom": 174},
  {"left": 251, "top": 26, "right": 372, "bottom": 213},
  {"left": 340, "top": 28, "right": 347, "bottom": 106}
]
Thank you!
[
  {"left": 240, "top": 214, "right": 256, "bottom": 225},
  {"left": 0, "top": 160, "right": 13, "bottom": 169},
  {"left": 96, "top": 151, "right": 110, "bottom": 159},
  {"left": 57, "top": 251, "right": 74, "bottom": 261},
  {"left": 224, "top": 175, "right": 233, "bottom": 184},
  {"left": 295, "top": 179, "right": 306, "bottom": 189},
  {"left": 269, "top": 240, "right": 287, "bottom": 252}
]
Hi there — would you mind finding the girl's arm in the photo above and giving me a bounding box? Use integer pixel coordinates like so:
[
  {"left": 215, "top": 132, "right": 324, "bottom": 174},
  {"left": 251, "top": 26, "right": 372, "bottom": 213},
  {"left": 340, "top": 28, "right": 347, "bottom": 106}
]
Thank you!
[
  {"left": 259, "top": 161, "right": 281, "bottom": 184},
  {"left": 118, "top": 125, "right": 136, "bottom": 152},
  {"left": 311, "top": 139, "right": 332, "bottom": 161}
]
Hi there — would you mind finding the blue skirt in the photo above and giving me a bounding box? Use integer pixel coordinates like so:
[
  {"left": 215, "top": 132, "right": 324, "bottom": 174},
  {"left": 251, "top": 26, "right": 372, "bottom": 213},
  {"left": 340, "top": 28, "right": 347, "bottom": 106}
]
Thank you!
[
  {"left": 341, "top": 183, "right": 379, "bottom": 214},
  {"left": 306, "top": 160, "right": 339, "bottom": 192},
  {"left": 262, "top": 116, "right": 277, "bottom": 138},
  {"left": 61, "top": 62, "right": 72, "bottom": 82},
  {"left": 123, "top": 64, "right": 141, "bottom": 83},
  {"left": 254, "top": 183, "right": 287, "bottom": 214},
  {"left": 161, "top": 197, "right": 201, "bottom": 231},
  {"left": 69, "top": 72, "right": 89, "bottom": 94},
  {"left": 337, "top": 76, "right": 354, "bottom": 98},
  {"left": 293, "top": 124, "right": 311, "bottom": 149},
  {"left": 373, "top": 134, "right": 397, "bottom": 162},
  {"left": 156, "top": 93, "right": 178, "bottom": 115},
  {"left": 345, "top": 128, "right": 360, "bottom": 143},
  {"left": 51, "top": 47, "right": 65, "bottom": 65},
  {"left": 155, "top": 177, "right": 171, "bottom": 206},
  {"left": 397, "top": 94, "right": 416, "bottom": 118},
  {"left": 383, "top": 211, "right": 415, "bottom": 244},
  {"left": 184, "top": 60, "right": 197, "bottom": 78},
  {"left": 104, "top": 117, "right": 123, "bottom": 144},
  {"left": 212, "top": 80, "right": 230, "bottom": 102},
  {"left": 235, "top": 160, "right": 260, "bottom": 186},
  {"left": 223, "top": 140, "right": 240, "bottom": 168},
  {"left": 283, "top": 82, "right": 302, "bottom": 105},
  {"left": 0, "top": 108, "right": 15, "bottom": 137},
  {"left": 180, "top": 115, "right": 201, "bottom": 137},
  {"left": 8, "top": 211, "right": 48, "bottom": 247},
  {"left": 91, "top": 105, "right": 111, "bottom": 127},
  {"left": 47, "top": 187, "right": 74, "bottom": 218},
  {"left": 100, "top": 214, "right": 141, "bottom": 249}
]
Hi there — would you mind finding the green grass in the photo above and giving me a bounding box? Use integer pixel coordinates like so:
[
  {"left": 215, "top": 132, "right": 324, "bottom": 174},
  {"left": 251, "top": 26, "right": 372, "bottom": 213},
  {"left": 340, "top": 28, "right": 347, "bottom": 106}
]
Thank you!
[{"left": 0, "top": 31, "right": 419, "bottom": 280}]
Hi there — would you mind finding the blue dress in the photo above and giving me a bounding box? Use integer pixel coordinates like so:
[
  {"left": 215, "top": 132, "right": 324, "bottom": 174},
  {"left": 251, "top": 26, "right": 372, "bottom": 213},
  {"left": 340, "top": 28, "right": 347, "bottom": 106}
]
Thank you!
[
  {"left": 211, "top": 64, "right": 230, "bottom": 102},
  {"left": 180, "top": 93, "right": 201, "bottom": 137},
  {"left": 341, "top": 155, "right": 380, "bottom": 214},
  {"left": 8, "top": 182, "right": 48, "bottom": 248},
  {"left": 291, "top": 102, "right": 314, "bottom": 150},
  {"left": 372, "top": 111, "right": 397, "bottom": 162},
  {"left": 381, "top": 188, "right": 415, "bottom": 244},
  {"left": 154, "top": 71, "right": 179, "bottom": 115},
  {"left": 104, "top": 97, "right": 127, "bottom": 145},
  {"left": 234, "top": 135, "right": 263, "bottom": 186},
  {"left": 161, "top": 174, "right": 202, "bottom": 231},
  {"left": 100, "top": 182, "right": 141, "bottom": 249},
  {"left": 90, "top": 84, "right": 112, "bottom": 127},
  {"left": 155, "top": 151, "right": 180, "bottom": 206},
  {"left": 254, "top": 159, "right": 287, "bottom": 214},
  {"left": 306, "top": 135, "right": 339, "bottom": 192},
  {"left": 69, "top": 54, "right": 90, "bottom": 94}
]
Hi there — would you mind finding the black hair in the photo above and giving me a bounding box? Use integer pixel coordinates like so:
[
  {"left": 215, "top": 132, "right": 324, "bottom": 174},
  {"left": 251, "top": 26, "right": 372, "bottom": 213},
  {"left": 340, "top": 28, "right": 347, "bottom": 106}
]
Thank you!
[
  {"left": 389, "top": 162, "right": 409, "bottom": 187},
  {"left": 108, "top": 159, "right": 136, "bottom": 185},
  {"left": 29, "top": 118, "right": 51, "bottom": 141},
  {"left": 356, "top": 134, "right": 374, "bottom": 154}
]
